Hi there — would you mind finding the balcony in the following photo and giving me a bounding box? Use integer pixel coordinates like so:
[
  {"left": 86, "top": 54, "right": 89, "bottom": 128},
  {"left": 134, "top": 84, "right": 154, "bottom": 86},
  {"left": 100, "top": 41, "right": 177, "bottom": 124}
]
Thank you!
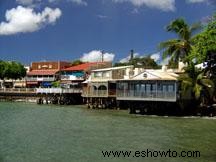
[
  {"left": 82, "top": 90, "right": 108, "bottom": 97},
  {"left": 116, "top": 90, "right": 177, "bottom": 102},
  {"left": 60, "top": 75, "right": 84, "bottom": 81}
]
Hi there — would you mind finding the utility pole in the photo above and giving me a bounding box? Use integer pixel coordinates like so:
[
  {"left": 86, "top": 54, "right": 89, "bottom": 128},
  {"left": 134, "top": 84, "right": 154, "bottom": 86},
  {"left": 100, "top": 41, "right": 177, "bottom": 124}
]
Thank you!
[
  {"left": 101, "top": 50, "right": 104, "bottom": 62},
  {"left": 129, "top": 49, "right": 134, "bottom": 65},
  {"left": 130, "top": 49, "right": 134, "bottom": 61}
]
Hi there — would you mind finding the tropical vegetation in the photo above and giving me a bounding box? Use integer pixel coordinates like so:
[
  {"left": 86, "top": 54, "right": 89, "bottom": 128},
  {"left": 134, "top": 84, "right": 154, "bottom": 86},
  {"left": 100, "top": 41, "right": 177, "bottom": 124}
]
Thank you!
[
  {"left": 0, "top": 60, "right": 26, "bottom": 80},
  {"left": 160, "top": 13, "right": 216, "bottom": 112},
  {"left": 159, "top": 18, "right": 200, "bottom": 64},
  {"left": 114, "top": 51, "right": 160, "bottom": 69}
]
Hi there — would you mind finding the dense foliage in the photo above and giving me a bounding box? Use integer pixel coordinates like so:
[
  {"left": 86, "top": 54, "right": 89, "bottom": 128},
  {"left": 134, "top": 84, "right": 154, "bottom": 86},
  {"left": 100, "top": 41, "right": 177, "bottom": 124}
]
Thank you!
[
  {"left": 0, "top": 60, "right": 26, "bottom": 80},
  {"left": 190, "top": 14, "right": 216, "bottom": 63},
  {"left": 114, "top": 56, "right": 160, "bottom": 69},
  {"left": 160, "top": 13, "right": 216, "bottom": 108},
  {"left": 71, "top": 60, "right": 83, "bottom": 66}
]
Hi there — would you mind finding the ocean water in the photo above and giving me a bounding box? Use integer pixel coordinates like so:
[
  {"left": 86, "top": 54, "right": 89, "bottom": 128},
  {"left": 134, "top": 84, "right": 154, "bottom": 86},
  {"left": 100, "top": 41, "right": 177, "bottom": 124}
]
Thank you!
[{"left": 0, "top": 102, "right": 215, "bottom": 162}]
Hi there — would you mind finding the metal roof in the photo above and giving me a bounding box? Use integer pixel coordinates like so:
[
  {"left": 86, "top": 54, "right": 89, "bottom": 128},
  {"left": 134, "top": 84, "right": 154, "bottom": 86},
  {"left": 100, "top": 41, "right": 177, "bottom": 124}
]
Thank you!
[
  {"left": 130, "top": 70, "right": 179, "bottom": 80},
  {"left": 27, "top": 70, "right": 59, "bottom": 76},
  {"left": 92, "top": 65, "right": 133, "bottom": 72}
]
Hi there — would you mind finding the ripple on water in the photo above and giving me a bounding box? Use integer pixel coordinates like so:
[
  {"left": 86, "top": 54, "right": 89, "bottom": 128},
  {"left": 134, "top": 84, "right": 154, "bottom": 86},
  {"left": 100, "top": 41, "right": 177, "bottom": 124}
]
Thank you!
[{"left": 0, "top": 102, "right": 216, "bottom": 162}]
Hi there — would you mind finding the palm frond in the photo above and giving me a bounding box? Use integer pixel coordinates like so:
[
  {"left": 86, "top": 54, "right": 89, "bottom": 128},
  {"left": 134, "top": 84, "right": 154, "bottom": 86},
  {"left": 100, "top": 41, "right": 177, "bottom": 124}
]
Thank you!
[
  {"left": 194, "top": 84, "right": 202, "bottom": 99},
  {"left": 200, "top": 79, "right": 215, "bottom": 98}
]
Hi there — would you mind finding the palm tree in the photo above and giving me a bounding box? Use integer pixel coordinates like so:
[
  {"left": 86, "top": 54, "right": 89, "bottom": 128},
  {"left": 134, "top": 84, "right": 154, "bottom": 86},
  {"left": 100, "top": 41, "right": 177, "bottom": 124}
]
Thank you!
[
  {"left": 159, "top": 18, "right": 200, "bottom": 64},
  {"left": 179, "top": 63, "right": 215, "bottom": 108}
]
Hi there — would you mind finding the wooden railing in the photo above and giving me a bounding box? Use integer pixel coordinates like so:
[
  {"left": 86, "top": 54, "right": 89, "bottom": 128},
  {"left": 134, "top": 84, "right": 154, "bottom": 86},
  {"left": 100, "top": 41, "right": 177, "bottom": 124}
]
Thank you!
[
  {"left": 116, "top": 90, "right": 177, "bottom": 102},
  {"left": 26, "top": 77, "right": 55, "bottom": 82},
  {"left": 82, "top": 90, "right": 108, "bottom": 97},
  {"left": 36, "top": 88, "right": 82, "bottom": 94}
]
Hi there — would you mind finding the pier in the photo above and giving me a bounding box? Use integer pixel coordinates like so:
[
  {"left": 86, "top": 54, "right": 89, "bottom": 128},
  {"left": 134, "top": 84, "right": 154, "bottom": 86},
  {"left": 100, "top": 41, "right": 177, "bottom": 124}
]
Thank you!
[{"left": 0, "top": 88, "right": 83, "bottom": 105}]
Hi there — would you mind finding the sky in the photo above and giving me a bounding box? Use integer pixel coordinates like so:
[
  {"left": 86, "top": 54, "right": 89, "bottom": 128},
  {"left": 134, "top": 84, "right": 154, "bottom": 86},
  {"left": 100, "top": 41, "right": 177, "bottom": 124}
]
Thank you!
[{"left": 0, "top": 0, "right": 215, "bottom": 65}]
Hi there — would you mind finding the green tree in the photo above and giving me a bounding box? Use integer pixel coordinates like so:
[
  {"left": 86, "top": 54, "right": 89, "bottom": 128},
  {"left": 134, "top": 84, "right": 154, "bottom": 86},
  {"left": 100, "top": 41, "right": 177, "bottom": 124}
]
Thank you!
[
  {"left": 0, "top": 60, "right": 6, "bottom": 79},
  {"left": 159, "top": 18, "right": 200, "bottom": 64},
  {"left": 179, "top": 63, "right": 215, "bottom": 107},
  {"left": 71, "top": 60, "right": 83, "bottom": 66},
  {"left": 52, "top": 81, "right": 60, "bottom": 88},
  {"left": 189, "top": 13, "right": 216, "bottom": 104},
  {"left": 0, "top": 61, "right": 26, "bottom": 80},
  {"left": 114, "top": 56, "right": 160, "bottom": 69},
  {"left": 190, "top": 14, "right": 216, "bottom": 64}
]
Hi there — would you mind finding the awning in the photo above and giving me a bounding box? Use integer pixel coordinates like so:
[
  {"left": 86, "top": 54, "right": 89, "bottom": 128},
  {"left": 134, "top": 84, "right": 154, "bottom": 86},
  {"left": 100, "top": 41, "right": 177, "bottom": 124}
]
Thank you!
[
  {"left": 14, "top": 82, "right": 26, "bottom": 87},
  {"left": 26, "top": 81, "right": 38, "bottom": 85},
  {"left": 41, "top": 82, "right": 52, "bottom": 86}
]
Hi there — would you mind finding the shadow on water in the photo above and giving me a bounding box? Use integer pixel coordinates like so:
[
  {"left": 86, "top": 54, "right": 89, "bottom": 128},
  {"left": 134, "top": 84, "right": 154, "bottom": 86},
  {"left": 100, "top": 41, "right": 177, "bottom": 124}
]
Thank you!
[{"left": 0, "top": 156, "right": 4, "bottom": 162}]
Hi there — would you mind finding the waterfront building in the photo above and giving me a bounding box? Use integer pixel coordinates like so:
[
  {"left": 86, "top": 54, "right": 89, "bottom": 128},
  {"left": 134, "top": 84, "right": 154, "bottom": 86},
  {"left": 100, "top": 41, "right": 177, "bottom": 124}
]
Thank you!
[
  {"left": 116, "top": 69, "right": 180, "bottom": 113},
  {"left": 26, "top": 61, "right": 71, "bottom": 88},
  {"left": 33, "top": 62, "right": 111, "bottom": 105},
  {"left": 116, "top": 69, "right": 179, "bottom": 102},
  {"left": 82, "top": 65, "right": 139, "bottom": 108},
  {"left": 60, "top": 62, "right": 111, "bottom": 89},
  {"left": 82, "top": 64, "right": 180, "bottom": 110}
]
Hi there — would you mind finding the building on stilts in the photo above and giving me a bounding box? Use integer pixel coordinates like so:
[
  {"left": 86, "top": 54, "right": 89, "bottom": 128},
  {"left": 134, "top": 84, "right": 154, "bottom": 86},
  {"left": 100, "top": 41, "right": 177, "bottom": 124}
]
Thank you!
[
  {"left": 116, "top": 69, "right": 180, "bottom": 114},
  {"left": 82, "top": 65, "right": 138, "bottom": 109}
]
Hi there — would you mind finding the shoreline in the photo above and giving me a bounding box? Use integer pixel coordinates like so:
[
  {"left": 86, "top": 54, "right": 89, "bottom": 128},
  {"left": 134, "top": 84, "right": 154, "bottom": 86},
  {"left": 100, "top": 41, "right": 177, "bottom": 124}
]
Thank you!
[{"left": 1, "top": 100, "right": 216, "bottom": 119}]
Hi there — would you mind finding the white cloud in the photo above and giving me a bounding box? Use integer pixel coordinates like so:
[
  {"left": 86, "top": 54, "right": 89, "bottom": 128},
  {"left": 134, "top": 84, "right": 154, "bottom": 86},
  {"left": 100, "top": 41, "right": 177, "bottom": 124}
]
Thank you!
[
  {"left": 186, "top": 0, "right": 206, "bottom": 3},
  {"left": 113, "top": 0, "right": 175, "bottom": 11},
  {"left": 131, "top": 8, "right": 139, "bottom": 14},
  {"left": 119, "top": 53, "right": 140, "bottom": 63},
  {"left": 159, "top": 57, "right": 170, "bottom": 65},
  {"left": 0, "top": 6, "right": 62, "bottom": 35},
  {"left": 80, "top": 50, "right": 115, "bottom": 62},
  {"left": 68, "top": 0, "right": 88, "bottom": 6},
  {"left": 97, "top": 15, "right": 109, "bottom": 19},
  {"left": 150, "top": 52, "right": 160, "bottom": 62},
  {"left": 119, "top": 52, "right": 161, "bottom": 63}
]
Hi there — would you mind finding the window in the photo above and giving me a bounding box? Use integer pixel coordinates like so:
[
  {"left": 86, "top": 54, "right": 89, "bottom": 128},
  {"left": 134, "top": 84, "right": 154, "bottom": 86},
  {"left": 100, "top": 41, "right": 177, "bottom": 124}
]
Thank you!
[
  {"left": 94, "top": 72, "right": 102, "bottom": 77},
  {"left": 146, "top": 84, "right": 151, "bottom": 92},
  {"left": 152, "top": 84, "right": 156, "bottom": 91},
  {"left": 38, "top": 65, "right": 41, "bottom": 69},
  {"left": 168, "top": 84, "right": 174, "bottom": 92},
  {"left": 103, "top": 72, "right": 110, "bottom": 78},
  {"left": 157, "top": 83, "right": 162, "bottom": 91},
  {"left": 162, "top": 85, "right": 167, "bottom": 92},
  {"left": 140, "top": 83, "right": 145, "bottom": 91},
  {"left": 143, "top": 73, "right": 147, "bottom": 78}
]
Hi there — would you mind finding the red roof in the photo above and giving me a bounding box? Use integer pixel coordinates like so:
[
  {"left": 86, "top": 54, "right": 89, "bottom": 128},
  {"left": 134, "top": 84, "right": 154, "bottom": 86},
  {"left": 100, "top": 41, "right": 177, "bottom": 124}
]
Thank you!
[
  {"left": 63, "top": 62, "right": 105, "bottom": 71},
  {"left": 27, "top": 70, "right": 59, "bottom": 76}
]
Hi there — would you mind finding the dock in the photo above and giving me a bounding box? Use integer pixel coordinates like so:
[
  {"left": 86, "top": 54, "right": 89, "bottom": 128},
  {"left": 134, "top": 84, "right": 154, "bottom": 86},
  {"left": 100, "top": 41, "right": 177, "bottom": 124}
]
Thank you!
[{"left": 0, "top": 88, "right": 83, "bottom": 105}]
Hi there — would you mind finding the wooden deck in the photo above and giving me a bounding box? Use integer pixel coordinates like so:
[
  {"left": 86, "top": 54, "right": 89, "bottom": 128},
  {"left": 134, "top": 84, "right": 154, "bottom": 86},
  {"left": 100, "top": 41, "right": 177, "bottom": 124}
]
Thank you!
[
  {"left": 0, "top": 88, "right": 82, "bottom": 94},
  {"left": 0, "top": 88, "right": 36, "bottom": 93},
  {"left": 36, "top": 88, "right": 82, "bottom": 94}
]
